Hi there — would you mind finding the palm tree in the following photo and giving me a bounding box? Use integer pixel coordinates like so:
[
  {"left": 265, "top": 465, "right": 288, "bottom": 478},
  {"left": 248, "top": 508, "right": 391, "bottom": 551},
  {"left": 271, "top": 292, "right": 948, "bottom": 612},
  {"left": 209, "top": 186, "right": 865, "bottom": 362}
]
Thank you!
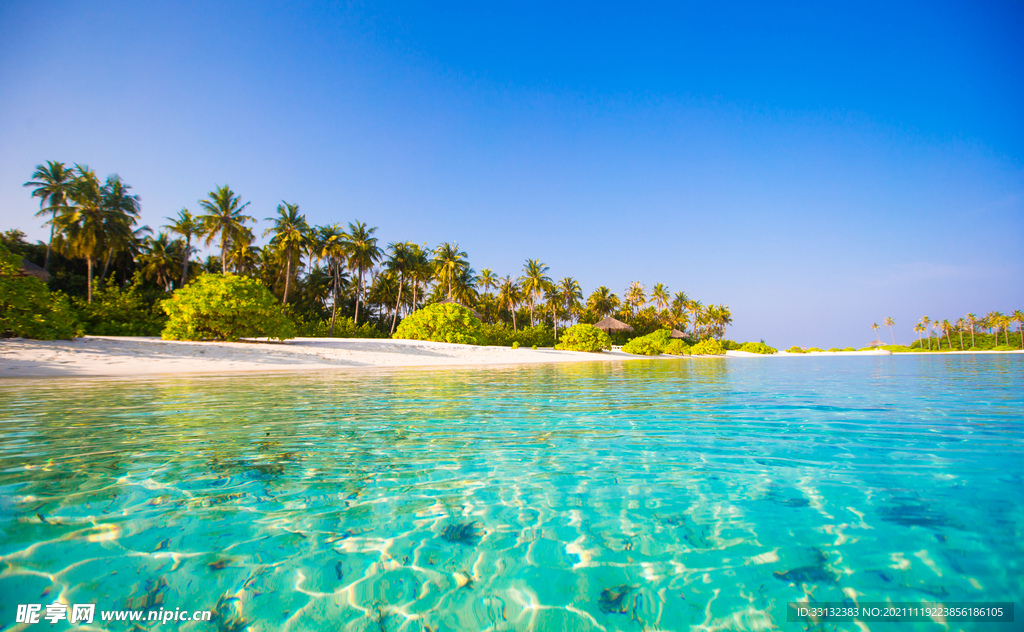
[
  {"left": 920, "top": 316, "right": 932, "bottom": 350},
  {"left": 1014, "top": 310, "right": 1024, "bottom": 350},
  {"left": 519, "top": 259, "right": 551, "bottom": 326},
  {"left": 651, "top": 283, "right": 670, "bottom": 313},
  {"left": 871, "top": 322, "right": 881, "bottom": 344},
  {"left": 1000, "top": 314, "right": 1012, "bottom": 346},
  {"left": 432, "top": 242, "right": 469, "bottom": 301},
  {"left": 941, "top": 319, "right": 953, "bottom": 350},
  {"left": 385, "top": 241, "right": 415, "bottom": 334},
  {"left": 313, "top": 223, "right": 349, "bottom": 336},
  {"left": 884, "top": 316, "right": 895, "bottom": 344},
  {"left": 478, "top": 268, "right": 499, "bottom": 295},
  {"left": 712, "top": 304, "right": 733, "bottom": 340},
  {"left": 913, "top": 323, "right": 925, "bottom": 348},
  {"left": 986, "top": 312, "right": 1001, "bottom": 339},
  {"left": 198, "top": 185, "right": 252, "bottom": 274},
  {"left": 586, "top": 286, "right": 619, "bottom": 320},
  {"left": 966, "top": 313, "right": 977, "bottom": 348},
  {"left": 498, "top": 276, "right": 523, "bottom": 331},
  {"left": 954, "top": 318, "right": 965, "bottom": 350},
  {"left": 407, "top": 243, "right": 432, "bottom": 311},
  {"left": 24, "top": 161, "right": 75, "bottom": 271},
  {"left": 98, "top": 175, "right": 143, "bottom": 282},
  {"left": 52, "top": 166, "right": 111, "bottom": 302},
  {"left": 164, "top": 209, "right": 200, "bottom": 287},
  {"left": 624, "top": 281, "right": 647, "bottom": 320},
  {"left": 343, "top": 221, "right": 382, "bottom": 325},
  {"left": 559, "top": 277, "right": 583, "bottom": 325},
  {"left": 263, "top": 202, "right": 309, "bottom": 309},
  {"left": 136, "top": 232, "right": 180, "bottom": 292}
]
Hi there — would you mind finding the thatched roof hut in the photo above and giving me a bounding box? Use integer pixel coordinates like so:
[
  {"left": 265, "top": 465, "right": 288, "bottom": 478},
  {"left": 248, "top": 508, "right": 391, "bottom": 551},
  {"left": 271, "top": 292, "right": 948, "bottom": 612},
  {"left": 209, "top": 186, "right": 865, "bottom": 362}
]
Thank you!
[
  {"left": 669, "top": 328, "right": 686, "bottom": 339},
  {"left": 594, "top": 316, "right": 634, "bottom": 333},
  {"left": 19, "top": 258, "right": 50, "bottom": 282}
]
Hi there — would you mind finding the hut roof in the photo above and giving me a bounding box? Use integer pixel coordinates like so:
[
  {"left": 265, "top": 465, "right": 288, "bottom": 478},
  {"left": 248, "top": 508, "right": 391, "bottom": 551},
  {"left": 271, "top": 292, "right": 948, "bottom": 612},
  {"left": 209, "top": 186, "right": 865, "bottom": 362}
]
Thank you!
[
  {"left": 669, "top": 328, "right": 687, "bottom": 339},
  {"left": 19, "top": 258, "right": 50, "bottom": 282},
  {"left": 594, "top": 316, "right": 634, "bottom": 333}
]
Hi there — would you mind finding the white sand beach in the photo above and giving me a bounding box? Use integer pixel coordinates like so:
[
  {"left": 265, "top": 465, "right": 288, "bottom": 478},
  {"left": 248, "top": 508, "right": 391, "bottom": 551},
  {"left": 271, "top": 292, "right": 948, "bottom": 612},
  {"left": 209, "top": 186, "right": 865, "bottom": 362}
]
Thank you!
[{"left": 0, "top": 336, "right": 646, "bottom": 378}]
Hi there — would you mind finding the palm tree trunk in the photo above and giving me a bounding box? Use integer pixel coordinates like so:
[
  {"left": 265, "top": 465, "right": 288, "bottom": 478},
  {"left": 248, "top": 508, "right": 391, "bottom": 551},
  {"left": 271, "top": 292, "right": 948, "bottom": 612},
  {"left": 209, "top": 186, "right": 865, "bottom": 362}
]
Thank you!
[
  {"left": 354, "top": 268, "right": 362, "bottom": 325},
  {"left": 959, "top": 330, "right": 964, "bottom": 350},
  {"left": 1005, "top": 325, "right": 1010, "bottom": 346},
  {"left": 511, "top": 304, "right": 518, "bottom": 332},
  {"left": 390, "top": 273, "right": 404, "bottom": 335},
  {"left": 221, "top": 230, "right": 228, "bottom": 274},
  {"left": 530, "top": 297, "right": 535, "bottom": 327},
  {"left": 971, "top": 326, "right": 976, "bottom": 348},
  {"left": 889, "top": 326, "right": 895, "bottom": 344},
  {"left": 945, "top": 329, "right": 952, "bottom": 350},
  {"left": 101, "top": 249, "right": 114, "bottom": 284},
  {"left": 282, "top": 250, "right": 292, "bottom": 309},
  {"left": 181, "top": 238, "right": 191, "bottom": 288},
  {"left": 86, "top": 257, "right": 94, "bottom": 303},
  {"left": 44, "top": 213, "right": 55, "bottom": 271},
  {"left": 329, "top": 261, "right": 340, "bottom": 337}
]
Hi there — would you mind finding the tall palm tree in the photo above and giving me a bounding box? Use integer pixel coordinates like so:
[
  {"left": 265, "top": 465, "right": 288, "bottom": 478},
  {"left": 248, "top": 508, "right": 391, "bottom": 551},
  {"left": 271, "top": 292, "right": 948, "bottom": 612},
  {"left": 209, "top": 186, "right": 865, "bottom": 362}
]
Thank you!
[
  {"left": 263, "top": 202, "right": 309, "bottom": 309},
  {"left": 24, "top": 161, "right": 75, "bottom": 271},
  {"left": 941, "top": 319, "right": 953, "bottom": 350},
  {"left": 954, "top": 318, "right": 966, "bottom": 350},
  {"left": 1000, "top": 314, "right": 1012, "bottom": 346},
  {"left": 519, "top": 259, "right": 551, "bottom": 326},
  {"left": 478, "top": 268, "right": 499, "bottom": 295},
  {"left": 587, "top": 286, "right": 620, "bottom": 320},
  {"left": 1014, "top": 310, "right": 1024, "bottom": 350},
  {"left": 913, "top": 323, "right": 925, "bottom": 348},
  {"left": 314, "top": 223, "right": 349, "bottom": 336},
  {"left": 920, "top": 316, "right": 932, "bottom": 350},
  {"left": 198, "top": 185, "right": 252, "bottom": 274},
  {"left": 343, "top": 221, "right": 382, "bottom": 325},
  {"left": 498, "top": 276, "right": 523, "bottom": 331},
  {"left": 450, "top": 266, "right": 479, "bottom": 306},
  {"left": 385, "top": 241, "right": 415, "bottom": 334},
  {"left": 871, "top": 322, "right": 881, "bottom": 344},
  {"left": 651, "top": 283, "right": 670, "bottom": 313},
  {"left": 136, "top": 232, "right": 181, "bottom": 292},
  {"left": 164, "top": 209, "right": 200, "bottom": 287},
  {"left": 966, "top": 313, "right": 977, "bottom": 348},
  {"left": 884, "top": 316, "right": 895, "bottom": 345},
  {"left": 98, "top": 175, "right": 143, "bottom": 282},
  {"left": 433, "top": 242, "right": 469, "bottom": 301},
  {"left": 407, "top": 243, "right": 432, "bottom": 311},
  {"left": 624, "top": 281, "right": 647, "bottom": 321},
  {"left": 986, "top": 312, "right": 1001, "bottom": 338},
  {"left": 559, "top": 277, "right": 583, "bottom": 325},
  {"left": 52, "top": 166, "right": 108, "bottom": 302}
]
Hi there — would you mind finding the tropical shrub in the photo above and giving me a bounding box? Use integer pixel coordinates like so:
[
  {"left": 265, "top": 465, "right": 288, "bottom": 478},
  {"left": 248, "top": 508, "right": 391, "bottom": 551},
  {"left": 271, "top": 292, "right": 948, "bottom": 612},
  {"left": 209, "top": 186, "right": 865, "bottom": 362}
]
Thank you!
[
  {"left": 478, "top": 323, "right": 554, "bottom": 347},
  {"left": 512, "top": 341, "right": 520, "bottom": 349},
  {"left": 73, "top": 275, "right": 167, "bottom": 336},
  {"left": 739, "top": 342, "right": 777, "bottom": 354},
  {"left": 621, "top": 329, "right": 673, "bottom": 355},
  {"left": 393, "top": 302, "right": 484, "bottom": 345},
  {"left": 994, "top": 344, "right": 1014, "bottom": 351},
  {"left": 967, "top": 346, "right": 979, "bottom": 351},
  {"left": 807, "top": 347, "right": 824, "bottom": 352},
  {"left": 0, "top": 244, "right": 80, "bottom": 340},
  {"left": 293, "top": 315, "right": 386, "bottom": 338},
  {"left": 786, "top": 346, "right": 806, "bottom": 354},
  {"left": 827, "top": 347, "right": 842, "bottom": 352},
  {"left": 721, "top": 339, "right": 744, "bottom": 350},
  {"left": 690, "top": 338, "right": 726, "bottom": 356},
  {"left": 162, "top": 273, "right": 296, "bottom": 341},
  {"left": 555, "top": 324, "right": 612, "bottom": 352},
  {"left": 843, "top": 347, "right": 855, "bottom": 351},
  {"left": 664, "top": 339, "right": 691, "bottom": 355}
]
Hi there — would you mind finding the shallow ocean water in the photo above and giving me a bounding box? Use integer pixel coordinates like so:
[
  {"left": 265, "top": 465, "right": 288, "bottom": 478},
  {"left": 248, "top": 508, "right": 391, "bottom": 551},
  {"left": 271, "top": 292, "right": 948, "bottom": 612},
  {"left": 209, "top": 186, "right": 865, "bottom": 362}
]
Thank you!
[{"left": 0, "top": 355, "right": 1021, "bottom": 631}]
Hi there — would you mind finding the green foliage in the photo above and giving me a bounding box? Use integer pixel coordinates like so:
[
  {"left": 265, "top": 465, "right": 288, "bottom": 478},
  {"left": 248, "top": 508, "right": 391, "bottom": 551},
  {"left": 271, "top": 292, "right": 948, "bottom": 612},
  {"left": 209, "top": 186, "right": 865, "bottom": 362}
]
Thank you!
[
  {"left": 843, "top": 347, "right": 855, "bottom": 351},
  {"left": 393, "top": 302, "right": 484, "bottom": 345},
  {"left": 807, "top": 347, "right": 824, "bottom": 352},
  {"left": 721, "top": 339, "right": 744, "bottom": 350},
  {"left": 511, "top": 341, "right": 520, "bottom": 349},
  {"left": 73, "top": 274, "right": 168, "bottom": 336},
  {"left": 786, "top": 346, "right": 806, "bottom": 354},
  {"left": 690, "top": 338, "right": 726, "bottom": 356},
  {"left": 161, "top": 273, "right": 296, "bottom": 341},
  {"left": 993, "top": 344, "right": 1015, "bottom": 351},
  {"left": 664, "top": 339, "right": 691, "bottom": 355},
  {"left": 909, "top": 332, "right": 1021, "bottom": 351},
  {"left": 621, "top": 328, "right": 672, "bottom": 355},
  {"left": 0, "top": 243, "right": 81, "bottom": 340},
  {"left": 292, "top": 315, "right": 386, "bottom": 338},
  {"left": 555, "top": 324, "right": 612, "bottom": 352},
  {"left": 739, "top": 342, "right": 777, "bottom": 354},
  {"left": 827, "top": 347, "right": 842, "bottom": 352},
  {"left": 532, "top": 344, "right": 537, "bottom": 350},
  {"left": 478, "top": 323, "right": 554, "bottom": 347},
  {"left": 967, "top": 346, "right": 979, "bottom": 351}
]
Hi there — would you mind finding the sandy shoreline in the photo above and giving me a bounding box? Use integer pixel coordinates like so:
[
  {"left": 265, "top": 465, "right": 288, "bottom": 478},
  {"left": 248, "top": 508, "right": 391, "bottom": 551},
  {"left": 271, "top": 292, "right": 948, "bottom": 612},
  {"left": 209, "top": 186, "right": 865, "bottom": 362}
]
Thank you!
[
  {"left": 0, "top": 336, "right": 645, "bottom": 378},
  {"left": 1, "top": 337, "right": 1019, "bottom": 378}
]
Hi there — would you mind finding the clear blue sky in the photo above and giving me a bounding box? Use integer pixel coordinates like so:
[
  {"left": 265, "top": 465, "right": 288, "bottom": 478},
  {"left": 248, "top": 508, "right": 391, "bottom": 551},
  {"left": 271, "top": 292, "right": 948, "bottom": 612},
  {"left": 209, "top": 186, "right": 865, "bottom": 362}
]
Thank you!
[{"left": 2, "top": 1, "right": 1021, "bottom": 347}]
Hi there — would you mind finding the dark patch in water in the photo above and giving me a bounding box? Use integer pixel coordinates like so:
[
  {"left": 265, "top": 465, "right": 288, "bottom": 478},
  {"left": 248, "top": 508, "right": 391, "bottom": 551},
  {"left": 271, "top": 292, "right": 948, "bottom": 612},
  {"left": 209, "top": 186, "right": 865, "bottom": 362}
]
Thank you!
[
  {"left": 127, "top": 576, "right": 169, "bottom": 610},
  {"left": 877, "top": 502, "right": 951, "bottom": 529},
  {"left": 335, "top": 561, "right": 344, "bottom": 580},
  {"left": 778, "top": 497, "right": 810, "bottom": 507},
  {"left": 598, "top": 585, "right": 633, "bottom": 614},
  {"left": 441, "top": 521, "right": 480, "bottom": 546},
  {"left": 213, "top": 593, "right": 248, "bottom": 632},
  {"left": 773, "top": 548, "right": 838, "bottom": 584}
]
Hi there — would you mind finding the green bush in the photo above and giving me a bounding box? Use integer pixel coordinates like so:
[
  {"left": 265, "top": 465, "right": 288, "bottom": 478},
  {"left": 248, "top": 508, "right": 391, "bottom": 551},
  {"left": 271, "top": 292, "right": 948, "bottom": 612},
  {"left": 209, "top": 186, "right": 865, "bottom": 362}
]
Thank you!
[
  {"left": 994, "top": 344, "right": 1014, "bottom": 351},
  {"left": 843, "top": 347, "right": 855, "bottom": 352},
  {"left": 0, "top": 243, "right": 81, "bottom": 340},
  {"left": 967, "top": 346, "right": 979, "bottom": 351},
  {"left": 293, "top": 315, "right": 386, "bottom": 338},
  {"left": 162, "top": 273, "right": 296, "bottom": 341},
  {"left": 721, "top": 339, "right": 744, "bottom": 350},
  {"left": 512, "top": 341, "right": 520, "bottom": 349},
  {"left": 664, "top": 339, "right": 691, "bottom": 355},
  {"left": 807, "top": 347, "right": 824, "bottom": 352},
  {"left": 621, "top": 329, "right": 672, "bottom": 356},
  {"left": 786, "top": 346, "right": 806, "bottom": 354},
  {"left": 393, "top": 302, "right": 484, "bottom": 345},
  {"left": 690, "top": 338, "right": 726, "bottom": 356},
  {"left": 73, "top": 275, "right": 167, "bottom": 336},
  {"left": 739, "top": 342, "right": 777, "bottom": 354},
  {"left": 478, "top": 322, "right": 554, "bottom": 347},
  {"left": 827, "top": 347, "right": 842, "bottom": 352},
  {"left": 555, "top": 324, "right": 612, "bottom": 352}
]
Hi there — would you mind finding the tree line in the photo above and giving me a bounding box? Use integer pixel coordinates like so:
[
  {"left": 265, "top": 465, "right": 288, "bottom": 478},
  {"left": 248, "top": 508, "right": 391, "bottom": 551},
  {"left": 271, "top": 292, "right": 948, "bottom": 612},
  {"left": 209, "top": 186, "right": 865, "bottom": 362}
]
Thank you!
[{"left": 21, "top": 160, "right": 733, "bottom": 339}]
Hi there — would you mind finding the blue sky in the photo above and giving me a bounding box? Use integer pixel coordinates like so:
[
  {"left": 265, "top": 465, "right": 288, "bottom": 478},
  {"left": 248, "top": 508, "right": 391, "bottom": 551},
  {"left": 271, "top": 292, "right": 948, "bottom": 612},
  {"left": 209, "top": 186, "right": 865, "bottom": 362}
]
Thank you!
[{"left": 2, "top": 1, "right": 1021, "bottom": 347}]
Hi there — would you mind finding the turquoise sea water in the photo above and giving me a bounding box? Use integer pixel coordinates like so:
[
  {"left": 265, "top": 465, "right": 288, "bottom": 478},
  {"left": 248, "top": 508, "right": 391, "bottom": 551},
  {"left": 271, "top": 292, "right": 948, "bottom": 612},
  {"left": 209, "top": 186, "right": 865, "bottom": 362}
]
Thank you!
[{"left": 0, "top": 355, "right": 1021, "bottom": 631}]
